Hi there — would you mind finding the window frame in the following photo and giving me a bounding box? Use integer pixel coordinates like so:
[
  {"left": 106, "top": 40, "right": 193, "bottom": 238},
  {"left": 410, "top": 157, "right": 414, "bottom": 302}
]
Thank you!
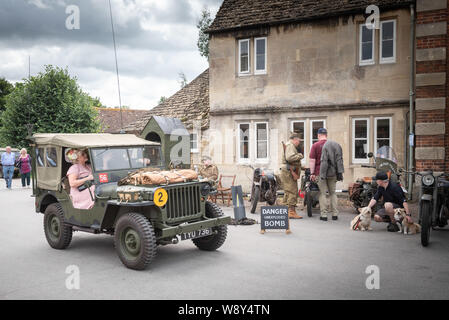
[
  {"left": 374, "top": 116, "right": 393, "bottom": 150},
  {"left": 238, "top": 39, "right": 251, "bottom": 75},
  {"left": 36, "top": 147, "right": 45, "bottom": 167},
  {"left": 379, "top": 19, "right": 396, "bottom": 64},
  {"left": 190, "top": 132, "right": 199, "bottom": 154},
  {"left": 310, "top": 119, "right": 327, "bottom": 148},
  {"left": 238, "top": 122, "right": 251, "bottom": 163},
  {"left": 45, "top": 147, "right": 58, "bottom": 167},
  {"left": 254, "top": 121, "right": 269, "bottom": 162},
  {"left": 352, "top": 117, "right": 370, "bottom": 164},
  {"left": 254, "top": 37, "right": 267, "bottom": 75},
  {"left": 359, "top": 24, "right": 375, "bottom": 66},
  {"left": 291, "top": 120, "right": 306, "bottom": 160}
]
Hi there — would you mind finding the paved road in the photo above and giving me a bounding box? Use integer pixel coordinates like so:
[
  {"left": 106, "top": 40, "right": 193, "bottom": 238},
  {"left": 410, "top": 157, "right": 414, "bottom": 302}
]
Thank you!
[{"left": 1, "top": 179, "right": 449, "bottom": 300}]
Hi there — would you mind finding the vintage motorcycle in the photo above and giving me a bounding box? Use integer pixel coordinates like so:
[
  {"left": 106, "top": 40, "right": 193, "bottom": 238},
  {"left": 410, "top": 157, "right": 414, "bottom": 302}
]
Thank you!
[
  {"left": 412, "top": 170, "right": 449, "bottom": 247},
  {"left": 249, "top": 166, "right": 278, "bottom": 213},
  {"left": 300, "top": 168, "right": 320, "bottom": 217},
  {"left": 349, "top": 146, "right": 407, "bottom": 213}
]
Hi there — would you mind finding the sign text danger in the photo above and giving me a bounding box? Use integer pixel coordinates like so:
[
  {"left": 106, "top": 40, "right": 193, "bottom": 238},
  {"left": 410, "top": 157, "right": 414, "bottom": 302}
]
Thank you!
[{"left": 261, "top": 206, "right": 289, "bottom": 230}]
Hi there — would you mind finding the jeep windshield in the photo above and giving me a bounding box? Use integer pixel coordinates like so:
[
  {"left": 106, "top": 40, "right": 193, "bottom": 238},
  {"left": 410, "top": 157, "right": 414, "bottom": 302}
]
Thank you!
[{"left": 91, "top": 146, "right": 163, "bottom": 171}]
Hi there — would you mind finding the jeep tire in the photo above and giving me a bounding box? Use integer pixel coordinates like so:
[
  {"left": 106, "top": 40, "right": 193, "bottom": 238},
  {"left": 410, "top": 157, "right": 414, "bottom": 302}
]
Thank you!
[
  {"left": 192, "top": 201, "right": 227, "bottom": 251},
  {"left": 43, "top": 203, "right": 73, "bottom": 249},
  {"left": 114, "top": 213, "right": 157, "bottom": 270}
]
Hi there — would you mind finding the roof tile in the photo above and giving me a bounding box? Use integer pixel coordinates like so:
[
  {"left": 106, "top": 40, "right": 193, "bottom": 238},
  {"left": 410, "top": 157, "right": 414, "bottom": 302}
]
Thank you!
[
  {"left": 208, "top": 0, "right": 413, "bottom": 33},
  {"left": 124, "top": 69, "right": 209, "bottom": 133}
]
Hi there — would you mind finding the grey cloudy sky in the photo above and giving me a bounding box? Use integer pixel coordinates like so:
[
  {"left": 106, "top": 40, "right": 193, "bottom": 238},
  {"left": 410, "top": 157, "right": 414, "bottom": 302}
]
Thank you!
[{"left": 0, "top": 0, "right": 221, "bottom": 109}]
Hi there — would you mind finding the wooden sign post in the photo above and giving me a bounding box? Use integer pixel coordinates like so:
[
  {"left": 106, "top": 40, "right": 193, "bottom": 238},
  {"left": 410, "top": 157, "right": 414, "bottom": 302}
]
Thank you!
[{"left": 260, "top": 206, "right": 291, "bottom": 234}]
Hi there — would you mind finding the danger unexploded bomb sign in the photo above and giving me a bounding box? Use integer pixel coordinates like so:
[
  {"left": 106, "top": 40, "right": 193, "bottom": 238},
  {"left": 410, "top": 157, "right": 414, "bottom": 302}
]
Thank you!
[{"left": 261, "top": 206, "right": 289, "bottom": 230}]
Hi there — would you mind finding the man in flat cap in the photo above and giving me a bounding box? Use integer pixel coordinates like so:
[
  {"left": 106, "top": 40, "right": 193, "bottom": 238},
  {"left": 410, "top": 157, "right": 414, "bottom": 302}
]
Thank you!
[
  {"left": 281, "top": 132, "right": 304, "bottom": 219},
  {"left": 199, "top": 156, "right": 219, "bottom": 182}
]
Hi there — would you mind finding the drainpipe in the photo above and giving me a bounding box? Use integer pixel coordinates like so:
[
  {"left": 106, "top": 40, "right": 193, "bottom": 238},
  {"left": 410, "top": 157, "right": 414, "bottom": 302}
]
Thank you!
[{"left": 408, "top": 3, "right": 415, "bottom": 200}]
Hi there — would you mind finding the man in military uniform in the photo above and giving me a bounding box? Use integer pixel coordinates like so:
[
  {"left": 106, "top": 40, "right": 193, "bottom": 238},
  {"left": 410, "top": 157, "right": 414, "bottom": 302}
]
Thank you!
[
  {"left": 281, "top": 133, "right": 304, "bottom": 219},
  {"left": 199, "top": 156, "right": 219, "bottom": 181}
]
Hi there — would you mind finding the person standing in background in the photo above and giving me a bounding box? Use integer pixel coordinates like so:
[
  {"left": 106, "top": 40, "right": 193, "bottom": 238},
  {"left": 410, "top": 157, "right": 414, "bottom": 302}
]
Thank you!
[
  {"left": 199, "top": 156, "right": 219, "bottom": 182},
  {"left": 281, "top": 132, "right": 304, "bottom": 219},
  {"left": 309, "top": 128, "right": 328, "bottom": 182},
  {"left": 1, "top": 146, "right": 16, "bottom": 190},
  {"left": 319, "top": 139, "right": 344, "bottom": 221},
  {"left": 17, "top": 148, "right": 32, "bottom": 188}
]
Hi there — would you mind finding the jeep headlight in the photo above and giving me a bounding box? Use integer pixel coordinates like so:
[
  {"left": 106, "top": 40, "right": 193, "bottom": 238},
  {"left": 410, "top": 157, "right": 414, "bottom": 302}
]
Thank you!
[
  {"left": 200, "top": 183, "right": 211, "bottom": 196},
  {"left": 422, "top": 174, "right": 435, "bottom": 186}
]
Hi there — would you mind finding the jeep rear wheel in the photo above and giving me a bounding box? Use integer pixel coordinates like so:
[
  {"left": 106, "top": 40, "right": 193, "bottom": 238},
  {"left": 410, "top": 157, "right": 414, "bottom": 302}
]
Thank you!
[
  {"left": 192, "top": 202, "right": 227, "bottom": 251},
  {"left": 43, "top": 203, "right": 72, "bottom": 249},
  {"left": 114, "top": 213, "right": 157, "bottom": 270}
]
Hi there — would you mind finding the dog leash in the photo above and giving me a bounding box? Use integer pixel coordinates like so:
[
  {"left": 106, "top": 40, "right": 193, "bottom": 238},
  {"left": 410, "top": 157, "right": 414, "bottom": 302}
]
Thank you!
[{"left": 353, "top": 216, "right": 362, "bottom": 230}]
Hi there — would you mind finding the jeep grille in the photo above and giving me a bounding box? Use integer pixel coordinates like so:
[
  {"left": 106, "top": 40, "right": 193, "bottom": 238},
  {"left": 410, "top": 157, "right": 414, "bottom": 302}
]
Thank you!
[{"left": 166, "top": 185, "right": 202, "bottom": 222}]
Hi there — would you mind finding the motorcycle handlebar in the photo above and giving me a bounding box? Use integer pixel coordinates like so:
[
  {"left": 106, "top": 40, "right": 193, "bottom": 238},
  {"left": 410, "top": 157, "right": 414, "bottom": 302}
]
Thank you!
[{"left": 398, "top": 170, "right": 449, "bottom": 178}]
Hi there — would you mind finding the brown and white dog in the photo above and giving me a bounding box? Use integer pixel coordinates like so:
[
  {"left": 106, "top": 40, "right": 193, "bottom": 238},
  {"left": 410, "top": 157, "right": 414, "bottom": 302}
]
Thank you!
[
  {"left": 393, "top": 208, "right": 421, "bottom": 235},
  {"left": 350, "top": 207, "right": 372, "bottom": 231}
]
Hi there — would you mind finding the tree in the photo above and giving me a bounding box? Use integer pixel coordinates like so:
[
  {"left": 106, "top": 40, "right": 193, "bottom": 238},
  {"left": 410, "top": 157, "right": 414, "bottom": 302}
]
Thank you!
[
  {"left": 112, "top": 105, "right": 130, "bottom": 110},
  {"left": 158, "top": 96, "right": 167, "bottom": 104},
  {"left": 196, "top": 7, "right": 212, "bottom": 60},
  {"left": 0, "top": 65, "right": 101, "bottom": 148},
  {"left": 178, "top": 72, "right": 188, "bottom": 88},
  {"left": 89, "top": 96, "right": 104, "bottom": 108},
  {"left": 0, "top": 77, "right": 14, "bottom": 114}
]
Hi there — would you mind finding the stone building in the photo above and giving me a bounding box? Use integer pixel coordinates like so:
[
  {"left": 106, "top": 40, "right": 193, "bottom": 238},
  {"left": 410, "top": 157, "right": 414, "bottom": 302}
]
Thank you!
[
  {"left": 123, "top": 0, "right": 449, "bottom": 194},
  {"left": 123, "top": 69, "right": 210, "bottom": 165},
  {"left": 206, "top": 0, "right": 416, "bottom": 192}
]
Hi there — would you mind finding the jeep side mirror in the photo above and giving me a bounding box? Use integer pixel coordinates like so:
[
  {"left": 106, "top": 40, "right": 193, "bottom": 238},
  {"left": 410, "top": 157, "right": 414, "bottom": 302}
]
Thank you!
[{"left": 368, "top": 152, "right": 373, "bottom": 158}]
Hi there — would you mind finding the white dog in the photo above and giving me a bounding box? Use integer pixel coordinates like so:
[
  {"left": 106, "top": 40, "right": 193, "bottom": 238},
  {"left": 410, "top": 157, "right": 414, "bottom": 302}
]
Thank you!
[
  {"left": 350, "top": 207, "right": 372, "bottom": 231},
  {"left": 394, "top": 208, "right": 421, "bottom": 235}
]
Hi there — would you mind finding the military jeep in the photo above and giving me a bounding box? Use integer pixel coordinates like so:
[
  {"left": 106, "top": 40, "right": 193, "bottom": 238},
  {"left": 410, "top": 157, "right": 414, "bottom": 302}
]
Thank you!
[{"left": 30, "top": 133, "right": 230, "bottom": 270}]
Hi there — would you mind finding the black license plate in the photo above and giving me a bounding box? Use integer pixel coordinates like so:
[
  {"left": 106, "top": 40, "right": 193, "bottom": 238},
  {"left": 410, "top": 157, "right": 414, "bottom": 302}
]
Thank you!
[{"left": 180, "top": 228, "right": 213, "bottom": 241}]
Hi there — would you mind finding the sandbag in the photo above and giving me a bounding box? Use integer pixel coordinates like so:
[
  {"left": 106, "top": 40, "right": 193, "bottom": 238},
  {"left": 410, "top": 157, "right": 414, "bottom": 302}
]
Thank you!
[{"left": 119, "top": 169, "right": 198, "bottom": 186}]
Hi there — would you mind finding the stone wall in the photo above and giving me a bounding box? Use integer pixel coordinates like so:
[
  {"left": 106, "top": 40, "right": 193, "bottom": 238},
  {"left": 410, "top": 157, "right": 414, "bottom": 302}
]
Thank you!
[
  {"left": 209, "top": 9, "right": 412, "bottom": 113},
  {"left": 208, "top": 106, "right": 407, "bottom": 193},
  {"left": 415, "top": 0, "right": 448, "bottom": 172}
]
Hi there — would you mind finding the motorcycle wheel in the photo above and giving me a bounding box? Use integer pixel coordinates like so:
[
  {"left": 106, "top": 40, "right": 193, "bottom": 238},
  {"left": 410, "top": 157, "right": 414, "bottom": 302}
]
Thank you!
[
  {"left": 250, "top": 186, "right": 260, "bottom": 214},
  {"left": 306, "top": 191, "right": 313, "bottom": 217},
  {"left": 438, "top": 206, "right": 447, "bottom": 228},
  {"left": 420, "top": 201, "right": 432, "bottom": 247}
]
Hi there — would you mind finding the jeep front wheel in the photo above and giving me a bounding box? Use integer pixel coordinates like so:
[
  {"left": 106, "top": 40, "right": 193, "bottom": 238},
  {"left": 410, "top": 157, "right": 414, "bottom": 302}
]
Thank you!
[
  {"left": 43, "top": 203, "right": 73, "bottom": 249},
  {"left": 192, "top": 202, "right": 227, "bottom": 251},
  {"left": 114, "top": 213, "right": 157, "bottom": 270}
]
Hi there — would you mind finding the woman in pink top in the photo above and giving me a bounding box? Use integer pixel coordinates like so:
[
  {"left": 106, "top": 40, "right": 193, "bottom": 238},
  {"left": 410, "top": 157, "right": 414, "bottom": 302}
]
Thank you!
[{"left": 67, "top": 149, "right": 95, "bottom": 210}]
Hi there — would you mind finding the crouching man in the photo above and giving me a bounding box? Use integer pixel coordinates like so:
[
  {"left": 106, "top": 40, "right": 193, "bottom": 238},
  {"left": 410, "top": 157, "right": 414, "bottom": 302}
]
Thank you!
[{"left": 367, "top": 171, "right": 413, "bottom": 232}]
